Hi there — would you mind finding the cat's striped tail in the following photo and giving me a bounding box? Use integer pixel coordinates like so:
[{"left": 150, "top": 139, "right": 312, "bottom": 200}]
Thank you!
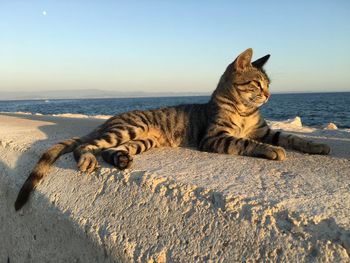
[{"left": 14, "top": 137, "right": 82, "bottom": 211}]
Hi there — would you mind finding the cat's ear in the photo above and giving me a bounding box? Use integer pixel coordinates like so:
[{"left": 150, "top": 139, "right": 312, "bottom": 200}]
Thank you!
[
  {"left": 252, "top": 54, "right": 270, "bottom": 68},
  {"left": 233, "top": 48, "right": 253, "bottom": 71}
]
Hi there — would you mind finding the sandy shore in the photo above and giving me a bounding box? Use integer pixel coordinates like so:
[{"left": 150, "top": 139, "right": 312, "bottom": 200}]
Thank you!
[{"left": 1, "top": 113, "right": 350, "bottom": 262}]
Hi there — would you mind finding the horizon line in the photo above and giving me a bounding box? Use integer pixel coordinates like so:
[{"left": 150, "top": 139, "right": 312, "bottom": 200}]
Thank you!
[{"left": 0, "top": 90, "right": 350, "bottom": 102}]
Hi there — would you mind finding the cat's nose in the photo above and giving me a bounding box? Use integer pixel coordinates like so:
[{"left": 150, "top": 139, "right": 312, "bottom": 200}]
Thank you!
[{"left": 264, "top": 92, "right": 270, "bottom": 99}]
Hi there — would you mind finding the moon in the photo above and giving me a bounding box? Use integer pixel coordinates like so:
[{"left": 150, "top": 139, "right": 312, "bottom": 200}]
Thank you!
[{"left": 42, "top": 10, "right": 47, "bottom": 16}]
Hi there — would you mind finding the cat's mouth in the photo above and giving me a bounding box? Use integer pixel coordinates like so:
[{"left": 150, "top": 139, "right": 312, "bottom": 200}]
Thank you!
[{"left": 249, "top": 97, "right": 268, "bottom": 107}]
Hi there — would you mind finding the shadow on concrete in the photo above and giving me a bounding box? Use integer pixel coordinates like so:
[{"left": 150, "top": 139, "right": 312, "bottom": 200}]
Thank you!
[{"left": 0, "top": 113, "right": 119, "bottom": 262}]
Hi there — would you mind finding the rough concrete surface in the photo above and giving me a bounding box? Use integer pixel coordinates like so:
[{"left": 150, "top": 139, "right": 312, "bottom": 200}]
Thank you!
[{"left": 0, "top": 113, "right": 350, "bottom": 262}]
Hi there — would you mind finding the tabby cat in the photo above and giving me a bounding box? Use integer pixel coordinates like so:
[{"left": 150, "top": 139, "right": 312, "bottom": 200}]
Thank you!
[{"left": 15, "top": 48, "right": 330, "bottom": 211}]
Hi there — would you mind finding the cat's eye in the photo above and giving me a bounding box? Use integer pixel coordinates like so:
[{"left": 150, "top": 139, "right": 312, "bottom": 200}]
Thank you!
[
  {"left": 249, "top": 80, "right": 262, "bottom": 89},
  {"left": 236, "top": 81, "right": 251, "bottom": 86}
]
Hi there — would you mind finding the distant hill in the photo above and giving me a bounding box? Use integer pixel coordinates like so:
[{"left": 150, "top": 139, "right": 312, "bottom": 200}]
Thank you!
[{"left": 0, "top": 89, "right": 210, "bottom": 100}]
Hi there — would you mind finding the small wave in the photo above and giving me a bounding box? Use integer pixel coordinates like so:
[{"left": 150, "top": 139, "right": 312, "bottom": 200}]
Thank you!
[
  {"left": 51, "top": 113, "right": 112, "bottom": 119},
  {"left": 0, "top": 111, "right": 112, "bottom": 120}
]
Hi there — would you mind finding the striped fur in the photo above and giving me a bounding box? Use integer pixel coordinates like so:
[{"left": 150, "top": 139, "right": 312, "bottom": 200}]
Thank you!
[{"left": 15, "top": 48, "right": 330, "bottom": 211}]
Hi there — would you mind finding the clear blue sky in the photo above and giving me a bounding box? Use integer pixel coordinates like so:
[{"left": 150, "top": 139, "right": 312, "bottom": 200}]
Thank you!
[{"left": 0, "top": 0, "right": 349, "bottom": 94}]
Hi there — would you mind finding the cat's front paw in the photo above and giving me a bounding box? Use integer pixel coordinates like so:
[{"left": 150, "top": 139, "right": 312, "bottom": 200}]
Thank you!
[
  {"left": 308, "top": 143, "right": 330, "bottom": 155},
  {"left": 269, "top": 146, "right": 286, "bottom": 161},
  {"left": 78, "top": 153, "right": 99, "bottom": 173},
  {"left": 255, "top": 146, "right": 286, "bottom": 161}
]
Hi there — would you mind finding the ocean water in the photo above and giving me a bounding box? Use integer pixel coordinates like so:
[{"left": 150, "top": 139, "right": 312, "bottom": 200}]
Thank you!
[{"left": 0, "top": 92, "right": 349, "bottom": 128}]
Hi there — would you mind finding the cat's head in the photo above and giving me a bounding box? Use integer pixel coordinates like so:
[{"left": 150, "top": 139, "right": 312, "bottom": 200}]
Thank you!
[{"left": 218, "top": 48, "right": 271, "bottom": 108}]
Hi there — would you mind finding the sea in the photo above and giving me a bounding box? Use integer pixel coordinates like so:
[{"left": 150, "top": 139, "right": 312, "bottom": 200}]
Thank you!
[{"left": 0, "top": 92, "right": 349, "bottom": 128}]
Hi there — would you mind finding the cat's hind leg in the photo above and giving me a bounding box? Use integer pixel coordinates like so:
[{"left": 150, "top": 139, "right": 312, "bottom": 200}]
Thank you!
[
  {"left": 73, "top": 133, "right": 121, "bottom": 173},
  {"left": 101, "top": 137, "right": 159, "bottom": 170},
  {"left": 101, "top": 149, "right": 133, "bottom": 170}
]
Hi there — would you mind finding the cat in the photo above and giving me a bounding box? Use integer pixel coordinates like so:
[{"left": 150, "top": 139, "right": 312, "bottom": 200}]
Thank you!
[{"left": 14, "top": 48, "right": 330, "bottom": 211}]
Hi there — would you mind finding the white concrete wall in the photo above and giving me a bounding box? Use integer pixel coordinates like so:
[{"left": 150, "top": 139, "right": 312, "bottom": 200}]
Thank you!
[{"left": 1, "top": 114, "right": 349, "bottom": 262}]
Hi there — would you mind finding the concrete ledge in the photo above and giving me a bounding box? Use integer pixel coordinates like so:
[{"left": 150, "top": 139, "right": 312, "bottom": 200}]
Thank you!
[{"left": 1, "top": 113, "right": 350, "bottom": 262}]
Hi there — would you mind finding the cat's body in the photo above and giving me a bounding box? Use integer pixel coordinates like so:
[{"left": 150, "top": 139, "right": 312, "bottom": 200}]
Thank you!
[{"left": 15, "top": 48, "right": 330, "bottom": 210}]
